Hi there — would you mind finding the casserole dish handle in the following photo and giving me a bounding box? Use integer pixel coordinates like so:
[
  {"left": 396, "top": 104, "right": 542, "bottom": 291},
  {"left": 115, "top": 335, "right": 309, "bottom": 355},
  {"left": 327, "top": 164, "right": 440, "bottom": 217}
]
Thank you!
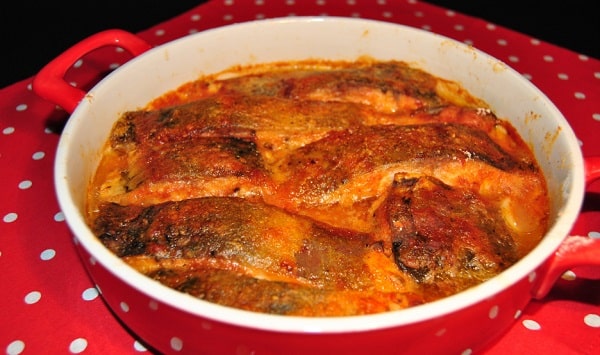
[
  {"left": 532, "top": 156, "right": 600, "bottom": 298},
  {"left": 32, "top": 29, "right": 152, "bottom": 114}
]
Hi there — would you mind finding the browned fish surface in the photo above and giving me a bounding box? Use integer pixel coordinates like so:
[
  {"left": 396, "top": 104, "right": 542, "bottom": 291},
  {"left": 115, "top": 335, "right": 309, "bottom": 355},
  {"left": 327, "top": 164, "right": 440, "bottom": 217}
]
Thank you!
[
  {"left": 87, "top": 59, "right": 550, "bottom": 316},
  {"left": 93, "top": 197, "right": 424, "bottom": 315}
]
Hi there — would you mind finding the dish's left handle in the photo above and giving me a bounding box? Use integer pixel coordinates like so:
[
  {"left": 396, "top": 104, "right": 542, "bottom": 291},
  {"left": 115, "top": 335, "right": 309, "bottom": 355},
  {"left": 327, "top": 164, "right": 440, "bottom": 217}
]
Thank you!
[{"left": 32, "top": 29, "right": 152, "bottom": 114}]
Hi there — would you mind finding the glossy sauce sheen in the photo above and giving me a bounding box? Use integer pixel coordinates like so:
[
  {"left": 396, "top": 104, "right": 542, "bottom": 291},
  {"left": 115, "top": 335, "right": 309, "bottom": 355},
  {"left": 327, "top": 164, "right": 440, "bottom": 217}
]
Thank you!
[{"left": 87, "top": 59, "right": 550, "bottom": 316}]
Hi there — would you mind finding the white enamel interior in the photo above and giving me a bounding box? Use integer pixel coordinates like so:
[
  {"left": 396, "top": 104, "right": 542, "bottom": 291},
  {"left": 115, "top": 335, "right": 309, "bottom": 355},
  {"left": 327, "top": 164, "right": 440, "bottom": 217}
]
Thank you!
[{"left": 54, "top": 17, "right": 585, "bottom": 333}]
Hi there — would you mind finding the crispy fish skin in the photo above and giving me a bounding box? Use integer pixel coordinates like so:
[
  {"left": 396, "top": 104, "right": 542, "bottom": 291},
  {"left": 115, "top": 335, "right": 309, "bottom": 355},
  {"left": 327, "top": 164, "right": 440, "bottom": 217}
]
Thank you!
[
  {"left": 94, "top": 197, "right": 400, "bottom": 289},
  {"left": 271, "top": 123, "right": 531, "bottom": 198},
  {"left": 93, "top": 94, "right": 368, "bottom": 206},
  {"left": 384, "top": 177, "right": 518, "bottom": 296},
  {"left": 151, "top": 60, "right": 471, "bottom": 113},
  {"left": 266, "top": 123, "right": 546, "bottom": 241},
  {"left": 146, "top": 267, "right": 423, "bottom": 316},
  {"left": 93, "top": 197, "right": 422, "bottom": 316}
]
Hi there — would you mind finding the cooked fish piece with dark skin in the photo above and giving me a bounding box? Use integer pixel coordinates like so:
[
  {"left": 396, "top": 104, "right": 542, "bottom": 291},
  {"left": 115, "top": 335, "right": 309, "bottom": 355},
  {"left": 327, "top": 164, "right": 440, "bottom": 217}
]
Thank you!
[
  {"left": 93, "top": 197, "right": 424, "bottom": 316},
  {"left": 381, "top": 176, "right": 518, "bottom": 298},
  {"left": 155, "top": 60, "right": 484, "bottom": 113}
]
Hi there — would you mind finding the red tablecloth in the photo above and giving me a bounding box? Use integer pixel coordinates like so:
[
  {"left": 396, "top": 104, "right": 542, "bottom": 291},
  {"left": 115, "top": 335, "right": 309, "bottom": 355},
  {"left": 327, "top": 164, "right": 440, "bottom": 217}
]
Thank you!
[{"left": 1, "top": 1, "right": 599, "bottom": 354}]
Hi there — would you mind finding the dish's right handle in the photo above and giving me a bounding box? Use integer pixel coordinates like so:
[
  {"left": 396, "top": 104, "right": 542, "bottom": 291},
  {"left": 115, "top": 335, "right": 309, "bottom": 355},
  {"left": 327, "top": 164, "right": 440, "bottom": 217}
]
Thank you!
[
  {"left": 532, "top": 156, "right": 600, "bottom": 299},
  {"left": 32, "top": 29, "right": 152, "bottom": 114}
]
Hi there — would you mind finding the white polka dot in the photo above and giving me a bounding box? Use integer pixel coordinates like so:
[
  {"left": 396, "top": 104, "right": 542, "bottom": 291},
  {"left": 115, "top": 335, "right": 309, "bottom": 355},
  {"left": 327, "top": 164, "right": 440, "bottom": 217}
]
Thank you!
[
  {"left": 109, "top": 63, "right": 120, "bottom": 70},
  {"left": 579, "top": 54, "right": 590, "bottom": 61},
  {"left": 6, "top": 340, "right": 25, "bottom": 355},
  {"left": 382, "top": 11, "right": 393, "bottom": 18},
  {"left": 316, "top": 0, "right": 326, "bottom": 5},
  {"left": 235, "top": 344, "right": 254, "bottom": 354},
  {"left": 82, "top": 287, "right": 99, "bottom": 301},
  {"left": 589, "top": 231, "right": 600, "bottom": 238},
  {"left": 561, "top": 270, "right": 577, "bottom": 280},
  {"left": 528, "top": 271, "right": 536, "bottom": 283},
  {"left": 3, "top": 212, "right": 18, "bottom": 223},
  {"left": 32, "top": 151, "right": 45, "bottom": 160},
  {"left": 16, "top": 104, "right": 27, "bottom": 112},
  {"left": 461, "top": 349, "right": 473, "bottom": 355},
  {"left": 120, "top": 301, "right": 130, "bottom": 312},
  {"left": 115, "top": 47, "right": 125, "bottom": 53},
  {"left": 133, "top": 340, "right": 148, "bottom": 352},
  {"left": 414, "top": 11, "right": 424, "bottom": 18},
  {"left": 488, "top": 305, "right": 499, "bottom": 319},
  {"left": 445, "top": 10, "right": 456, "bottom": 17},
  {"left": 523, "top": 73, "right": 533, "bottom": 80},
  {"left": 201, "top": 321, "right": 213, "bottom": 330},
  {"left": 453, "top": 24, "right": 464, "bottom": 31},
  {"left": 191, "top": 14, "right": 201, "bottom": 21},
  {"left": 18, "top": 180, "right": 32, "bottom": 189},
  {"left": 435, "top": 328, "right": 446, "bottom": 336},
  {"left": 69, "top": 338, "right": 88, "bottom": 353},
  {"left": 40, "top": 249, "right": 56, "bottom": 260},
  {"left": 594, "top": 72, "right": 600, "bottom": 79},
  {"left": 149, "top": 300, "right": 159, "bottom": 310},
  {"left": 377, "top": 0, "right": 387, "bottom": 5},
  {"left": 508, "top": 56, "right": 519, "bottom": 63},
  {"left": 54, "top": 211, "right": 65, "bottom": 222},
  {"left": 347, "top": 0, "right": 357, "bottom": 5},
  {"left": 574, "top": 92, "right": 586, "bottom": 100},
  {"left": 224, "top": 0, "right": 233, "bottom": 5},
  {"left": 530, "top": 39, "right": 541, "bottom": 46},
  {"left": 558, "top": 73, "right": 569, "bottom": 80},
  {"left": 3, "top": 126, "right": 15, "bottom": 134},
  {"left": 74, "top": 59, "right": 83, "bottom": 68},
  {"left": 584, "top": 313, "right": 600, "bottom": 327},
  {"left": 497, "top": 39, "right": 508, "bottom": 46},
  {"left": 514, "top": 309, "right": 522, "bottom": 319},
  {"left": 155, "top": 29, "right": 166, "bottom": 36},
  {"left": 223, "top": 14, "right": 233, "bottom": 21},
  {"left": 24, "top": 291, "right": 41, "bottom": 304},
  {"left": 543, "top": 55, "right": 554, "bottom": 62},
  {"left": 486, "top": 23, "right": 496, "bottom": 30},
  {"left": 286, "top": 0, "right": 295, "bottom": 5},
  {"left": 171, "top": 337, "right": 183, "bottom": 352},
  {"left": 522, "top": 319, "right": 541, "bottom": 330}
]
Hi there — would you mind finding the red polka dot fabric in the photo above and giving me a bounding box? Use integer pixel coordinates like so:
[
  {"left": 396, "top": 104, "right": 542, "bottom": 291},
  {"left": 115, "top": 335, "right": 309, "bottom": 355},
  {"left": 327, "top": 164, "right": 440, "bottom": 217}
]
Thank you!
[{"left": 1, "top": 1, "right": 598, "bottom": 354}]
